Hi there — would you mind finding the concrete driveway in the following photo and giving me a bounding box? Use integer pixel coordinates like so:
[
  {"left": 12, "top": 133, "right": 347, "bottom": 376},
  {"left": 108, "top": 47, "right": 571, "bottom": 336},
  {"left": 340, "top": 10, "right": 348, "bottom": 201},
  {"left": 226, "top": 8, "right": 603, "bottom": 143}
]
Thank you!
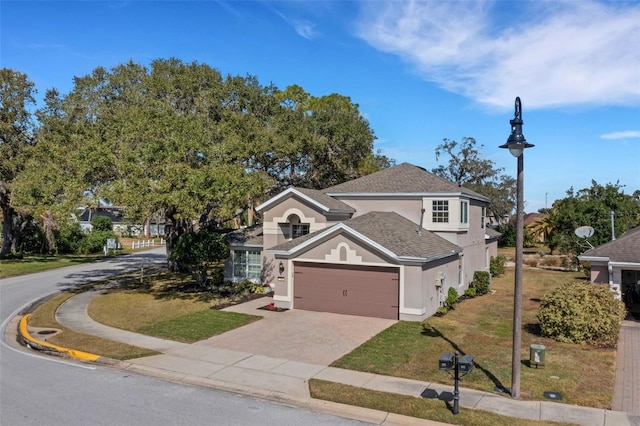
[{"left": 193, "top": 297, "right": 397, "bottom": 365}]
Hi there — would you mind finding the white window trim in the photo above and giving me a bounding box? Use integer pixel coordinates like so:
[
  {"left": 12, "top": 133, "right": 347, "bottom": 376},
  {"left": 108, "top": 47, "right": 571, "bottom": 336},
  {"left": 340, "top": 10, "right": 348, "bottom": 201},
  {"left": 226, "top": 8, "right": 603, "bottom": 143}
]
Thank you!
[
  {"left": 432, "top": 200, "right": 449, "bottom": 223},
  {"left": 460, "top": 201, "right": 468, "bottom": 224},
  {"left": 232, "top": 249, "right": 261, "bottom": 280}
]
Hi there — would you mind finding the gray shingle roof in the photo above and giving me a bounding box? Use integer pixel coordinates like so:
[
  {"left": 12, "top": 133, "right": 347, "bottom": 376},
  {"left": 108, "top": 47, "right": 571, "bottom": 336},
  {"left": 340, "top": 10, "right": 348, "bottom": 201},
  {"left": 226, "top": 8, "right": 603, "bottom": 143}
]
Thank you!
[
  {"left": 324, "top": 163, "right": 488, "bottom": 201},
  {"left": 268, "top": 211, "right": 461, "bottom": 262},
  {"left": 580, "top": 226, "right": 640, "bottom": 263},
  {"left": 225, "top": 225, "right": 263, "bottom": 247},
  {"left": 293, "top": 187, "right": 355, "bottom": 212}
]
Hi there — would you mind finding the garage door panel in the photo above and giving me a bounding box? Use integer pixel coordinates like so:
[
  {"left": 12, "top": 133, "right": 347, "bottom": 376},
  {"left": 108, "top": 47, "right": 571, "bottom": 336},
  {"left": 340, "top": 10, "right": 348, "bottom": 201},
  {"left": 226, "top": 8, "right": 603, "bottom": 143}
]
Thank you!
[{"left": 294, "top": 262, "right": 399, "bottom": 319}]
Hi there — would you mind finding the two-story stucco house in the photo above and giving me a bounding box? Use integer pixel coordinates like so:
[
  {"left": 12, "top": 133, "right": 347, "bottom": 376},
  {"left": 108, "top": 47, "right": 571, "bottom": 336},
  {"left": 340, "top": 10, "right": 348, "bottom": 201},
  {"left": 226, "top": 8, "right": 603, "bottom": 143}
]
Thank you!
[{"left": 232, "top": 162, "right": 497, "bottom": 321}]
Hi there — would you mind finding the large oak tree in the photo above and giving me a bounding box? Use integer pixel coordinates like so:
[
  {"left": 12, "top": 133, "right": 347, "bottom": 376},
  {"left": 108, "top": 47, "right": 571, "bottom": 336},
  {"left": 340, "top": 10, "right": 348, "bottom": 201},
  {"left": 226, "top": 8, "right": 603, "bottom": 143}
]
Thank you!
[
  {"left": 11, "top": 59, "right": 381, "bottom": 265},
  {"left": 0, "top": 69, "right": 37, "bottom": 255}
]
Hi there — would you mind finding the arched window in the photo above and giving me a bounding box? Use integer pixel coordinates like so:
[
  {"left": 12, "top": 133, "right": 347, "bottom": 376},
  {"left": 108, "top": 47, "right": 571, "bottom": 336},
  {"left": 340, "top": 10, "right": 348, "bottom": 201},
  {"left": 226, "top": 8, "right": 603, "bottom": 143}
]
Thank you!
[{"left": 286, "top": 214, "right": 309, "bottom": 239}]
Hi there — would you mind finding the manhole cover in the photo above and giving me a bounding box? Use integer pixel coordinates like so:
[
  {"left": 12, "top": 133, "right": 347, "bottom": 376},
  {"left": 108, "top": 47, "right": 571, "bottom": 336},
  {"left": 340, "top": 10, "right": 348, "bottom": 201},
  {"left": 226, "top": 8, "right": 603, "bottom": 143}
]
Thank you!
[{"left": 37, "top": 330, "right": 56, "bottom": 335}]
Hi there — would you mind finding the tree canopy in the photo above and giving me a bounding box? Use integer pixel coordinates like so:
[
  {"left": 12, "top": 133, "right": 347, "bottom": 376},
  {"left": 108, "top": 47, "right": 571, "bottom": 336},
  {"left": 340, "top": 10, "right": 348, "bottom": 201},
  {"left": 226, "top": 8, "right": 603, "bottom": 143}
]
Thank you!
[
  {"left": 530, "top": 181, "right": 640, "bottom": 255},
  {"left": 0, "top": 69, "right": 37, "bottom": 255},
  {"left": 7, "top": 59, "right": 384, "bottom": 260},
  {"left": 431, "top": 137, "right": 516, "bottom": 222}
]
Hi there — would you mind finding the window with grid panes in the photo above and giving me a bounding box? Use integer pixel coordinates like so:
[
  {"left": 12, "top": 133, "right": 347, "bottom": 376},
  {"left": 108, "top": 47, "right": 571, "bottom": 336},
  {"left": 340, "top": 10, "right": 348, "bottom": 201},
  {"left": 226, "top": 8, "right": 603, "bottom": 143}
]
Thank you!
[
  {"left": 232, "top": 250, "right": 261, "bottom": 280},
  {"left": 291, "top": 223, "right": 310, "bottom": 239},
  {"left": 432, "top": 200, "right": 449, "bottom": 223}
]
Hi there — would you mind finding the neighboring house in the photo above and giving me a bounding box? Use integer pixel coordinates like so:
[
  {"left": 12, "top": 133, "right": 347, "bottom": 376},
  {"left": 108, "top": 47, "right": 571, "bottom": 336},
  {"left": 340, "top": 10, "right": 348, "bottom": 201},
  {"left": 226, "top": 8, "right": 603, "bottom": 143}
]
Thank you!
[
  {"left": 578, "top": 225, "right": 640, "bottom": 306},
  {"left": 249, "top": 163, "right": 497, "bottom": 321},
  {"left": 77, "top": 206, "right": 165, "bottom": 236},
  {"left": 77, "top": 207, "right": 126, "bottom": 232}
]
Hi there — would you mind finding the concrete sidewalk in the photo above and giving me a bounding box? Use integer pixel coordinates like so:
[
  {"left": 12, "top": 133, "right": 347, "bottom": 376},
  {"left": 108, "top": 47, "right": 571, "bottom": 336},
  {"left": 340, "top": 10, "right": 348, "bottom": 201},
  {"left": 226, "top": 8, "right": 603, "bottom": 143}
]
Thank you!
[{"left": 45, "top": 290, "right": 640, "bottom": 426}]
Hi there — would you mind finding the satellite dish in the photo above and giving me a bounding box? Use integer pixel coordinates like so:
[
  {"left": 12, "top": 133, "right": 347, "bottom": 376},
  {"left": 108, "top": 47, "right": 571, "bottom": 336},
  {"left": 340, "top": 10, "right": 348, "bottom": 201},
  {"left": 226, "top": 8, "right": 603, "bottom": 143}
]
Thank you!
[{"left": 575, "top": 226, "right": 595, "bottom": 239}]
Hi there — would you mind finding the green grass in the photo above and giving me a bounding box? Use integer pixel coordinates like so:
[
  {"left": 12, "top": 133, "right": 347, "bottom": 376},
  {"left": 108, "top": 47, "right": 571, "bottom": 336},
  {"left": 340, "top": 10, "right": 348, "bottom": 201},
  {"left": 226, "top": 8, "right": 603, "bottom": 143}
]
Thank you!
[
  {"left": 137, "top": 309, "right": 261, "bottom": 343},
  {"left": 332, "top": 266, "right": 617, "bottom": 409},
  {"left": 0, "top": 237, "right": 162, "bottom": 278},
  {"left": 27, "top": 292, "right": 159, "bottom": 360},
  {"left": 0, "top": 255, "right": 97, "bottom": 278},
  {"left": 309, "top": 380, "right": 576, "bottom": 426}
]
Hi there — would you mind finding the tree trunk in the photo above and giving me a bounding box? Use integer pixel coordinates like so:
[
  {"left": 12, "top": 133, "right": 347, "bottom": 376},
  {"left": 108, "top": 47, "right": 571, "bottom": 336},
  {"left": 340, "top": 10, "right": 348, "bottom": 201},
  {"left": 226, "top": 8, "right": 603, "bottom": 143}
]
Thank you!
[
  {"left": 165, "top": 210, "right": 194, "bottom": 272},
  {"left": 1, "top": 205, "right": 15, "bottom": 256}
]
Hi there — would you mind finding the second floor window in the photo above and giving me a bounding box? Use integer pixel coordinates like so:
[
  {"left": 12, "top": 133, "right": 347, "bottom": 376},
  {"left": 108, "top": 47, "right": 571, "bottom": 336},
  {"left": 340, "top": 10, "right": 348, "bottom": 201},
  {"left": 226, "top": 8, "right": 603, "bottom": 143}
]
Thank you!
[
  {"left": 460, "top": 201, "right": 468, "bottom": 224},
  {"left": 432, "top": 200, "right": 449, "bottom": 223},
  {"left": 291, "top": 223, "right": 310, "bottom": 239}
]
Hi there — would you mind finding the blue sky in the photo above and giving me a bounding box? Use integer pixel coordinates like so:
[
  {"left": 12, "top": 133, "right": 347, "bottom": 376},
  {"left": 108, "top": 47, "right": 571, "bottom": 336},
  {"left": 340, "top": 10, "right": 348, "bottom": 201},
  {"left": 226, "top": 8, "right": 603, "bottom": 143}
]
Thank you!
[{"left": 2, "top": 0, "right": 639, "bottom": 212}]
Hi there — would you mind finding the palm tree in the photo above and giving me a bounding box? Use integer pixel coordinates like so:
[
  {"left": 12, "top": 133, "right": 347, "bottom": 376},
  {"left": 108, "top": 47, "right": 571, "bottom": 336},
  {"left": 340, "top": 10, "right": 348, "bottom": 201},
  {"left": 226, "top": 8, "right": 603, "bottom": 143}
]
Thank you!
[{"left": 528, "top": 212, "right": 558, "bottom": 252}]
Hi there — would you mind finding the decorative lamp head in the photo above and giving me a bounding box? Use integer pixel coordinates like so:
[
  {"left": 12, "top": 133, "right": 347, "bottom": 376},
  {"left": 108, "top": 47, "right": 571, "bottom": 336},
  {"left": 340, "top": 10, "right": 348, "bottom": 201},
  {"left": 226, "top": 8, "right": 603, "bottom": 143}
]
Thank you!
[{"left": 499, "top": 97, "right": 534, "bottom": 157}]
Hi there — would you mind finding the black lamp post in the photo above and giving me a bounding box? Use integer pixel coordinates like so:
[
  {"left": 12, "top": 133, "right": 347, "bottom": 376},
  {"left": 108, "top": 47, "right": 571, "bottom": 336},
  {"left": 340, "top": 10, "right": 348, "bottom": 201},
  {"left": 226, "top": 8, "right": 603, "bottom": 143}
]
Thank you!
[{"left": 499, "top": 97, "right": 534, "bottom": 399}]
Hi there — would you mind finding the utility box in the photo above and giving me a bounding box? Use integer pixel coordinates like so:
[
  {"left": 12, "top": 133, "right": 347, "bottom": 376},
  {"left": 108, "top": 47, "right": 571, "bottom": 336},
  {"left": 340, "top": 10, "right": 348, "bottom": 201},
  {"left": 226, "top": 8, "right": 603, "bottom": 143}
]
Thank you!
[
  {"left": 530, "top": 344, "right": 546, "bottom": 368},
  {"left": 439, "top": 352, "right": 454, "bottom": 371}
]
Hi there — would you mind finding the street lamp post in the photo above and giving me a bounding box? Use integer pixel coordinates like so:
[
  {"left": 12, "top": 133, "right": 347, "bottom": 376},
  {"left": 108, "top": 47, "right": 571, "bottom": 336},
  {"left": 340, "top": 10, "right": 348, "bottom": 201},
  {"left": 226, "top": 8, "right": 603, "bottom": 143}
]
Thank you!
[{"left": 499, "top": 97, "right": 534, "bottom": 399}]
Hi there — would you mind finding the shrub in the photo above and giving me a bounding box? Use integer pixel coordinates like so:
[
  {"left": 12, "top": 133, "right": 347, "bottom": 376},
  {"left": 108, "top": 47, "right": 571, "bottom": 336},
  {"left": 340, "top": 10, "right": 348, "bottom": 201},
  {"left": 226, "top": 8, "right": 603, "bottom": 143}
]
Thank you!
[
  {"left": 445, "top": 287, "right": 459, "bottom": 309},
  {"left": 537, "top": 282, "right": 626, "bottom": 347},
  {"left": 78, "top": 230, "right": 117, "bottom": 254},
  {"left": 490, "top": 255, "right": 506, "bottom": 277},
  {"left": 0, "top": 251, "right": 24, "bottom": 260},
  {"left": 54, "top": 222, "right": 86, "bottom": 254},
  {"left": 91, "top": 216, "right": 113, "bottom": 232},
  {"left": 525, "top": 256, "right": 539, "bottom": 267},
  {"left": 233, "top": 280, "right": 266, "bottom": 295},
  {"left": 464, "top": 287, "right": 476, "bottom": 298},
  {"left": 436, "top": 306, "right": 448, "bottom": 315},
  {"left": 540, "top": 256, "right": 562, "bottom": 267},
  {"left": 169, "top": 230, "right": 229, "bottom": 288},
  {"left": 473, "top": 271, "right": 491, "bottom": 295}
]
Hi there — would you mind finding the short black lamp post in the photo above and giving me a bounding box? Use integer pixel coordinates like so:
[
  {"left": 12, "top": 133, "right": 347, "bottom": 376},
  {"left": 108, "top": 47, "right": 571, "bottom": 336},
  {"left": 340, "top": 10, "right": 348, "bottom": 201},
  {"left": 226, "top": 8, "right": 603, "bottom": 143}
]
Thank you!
[
  {"left": 499, "top": 97, "right": 534, "bottom": 399},
  {"left": 439, "top": 350, "right": 475, "bottom": 414}
]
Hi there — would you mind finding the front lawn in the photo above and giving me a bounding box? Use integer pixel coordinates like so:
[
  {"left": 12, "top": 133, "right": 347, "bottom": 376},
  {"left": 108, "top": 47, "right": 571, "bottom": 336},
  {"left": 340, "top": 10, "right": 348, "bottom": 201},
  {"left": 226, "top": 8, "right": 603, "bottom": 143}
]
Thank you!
[
  {"left": 309, "top": 380, "right": 572, "bottom": 426},
  {"left": 86, "top": 271, "right": 263, "bottom": 343},
  {"left": 332, "top": 267, "right": 616, "bottom": 408}
]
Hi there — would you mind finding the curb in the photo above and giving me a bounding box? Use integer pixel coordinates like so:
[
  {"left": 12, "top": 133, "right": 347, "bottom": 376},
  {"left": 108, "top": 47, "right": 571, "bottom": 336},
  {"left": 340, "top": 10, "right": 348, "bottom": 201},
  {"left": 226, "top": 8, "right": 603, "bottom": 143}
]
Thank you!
[{"left": 18, "top": 314, "right": 101, "bottom": 361}]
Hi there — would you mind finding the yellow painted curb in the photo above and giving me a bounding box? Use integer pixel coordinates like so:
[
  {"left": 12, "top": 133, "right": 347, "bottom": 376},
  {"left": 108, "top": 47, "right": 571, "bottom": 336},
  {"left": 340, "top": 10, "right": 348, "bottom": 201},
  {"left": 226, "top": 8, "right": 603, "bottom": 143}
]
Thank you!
[{"left": 20, "top": 314, "right": 101, "bottom": 361}]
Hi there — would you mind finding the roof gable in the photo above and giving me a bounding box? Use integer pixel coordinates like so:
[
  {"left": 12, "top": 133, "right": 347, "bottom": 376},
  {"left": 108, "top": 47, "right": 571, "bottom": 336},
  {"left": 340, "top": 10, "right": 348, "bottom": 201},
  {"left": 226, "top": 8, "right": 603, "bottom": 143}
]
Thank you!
[
  {"left": 256, "top": 187, "right": 355, "bottom": 214},
  {"left": 580, "top": 225, "right": 640, "bottom": 263},
  {"left": 267, "top": 211, "right": 461, "bottom": 263},
  {"left": 324, "top": 163, "right": 489, "bottom": 201}
]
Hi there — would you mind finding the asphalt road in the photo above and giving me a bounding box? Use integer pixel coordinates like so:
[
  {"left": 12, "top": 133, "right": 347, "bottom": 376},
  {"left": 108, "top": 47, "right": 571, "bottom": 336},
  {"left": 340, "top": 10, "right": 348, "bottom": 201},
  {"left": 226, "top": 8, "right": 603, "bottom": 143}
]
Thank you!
[{"left": 0, "top": 248, "right": 367, "bottom": 426}]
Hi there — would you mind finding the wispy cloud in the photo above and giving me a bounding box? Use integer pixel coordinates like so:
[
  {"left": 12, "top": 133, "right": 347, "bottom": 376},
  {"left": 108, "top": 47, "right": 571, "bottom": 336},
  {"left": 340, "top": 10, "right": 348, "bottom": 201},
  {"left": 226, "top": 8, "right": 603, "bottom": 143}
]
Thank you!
[
  {"left": 356, "top": 1, "right": 640, "bottom": 111},
  {"left": 601, "top": 131, "right": 640, "bottom": 140},
  {"left": 275, "top": 10, "right": 317, "bottom": 40}
]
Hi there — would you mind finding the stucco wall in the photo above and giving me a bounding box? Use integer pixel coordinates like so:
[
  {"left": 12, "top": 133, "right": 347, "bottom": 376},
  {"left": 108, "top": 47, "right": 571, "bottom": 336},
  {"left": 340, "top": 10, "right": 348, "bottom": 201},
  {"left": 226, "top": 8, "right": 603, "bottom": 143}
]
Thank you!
[{"left": 591, "top": 264, "right": 609, "bottom": 283}]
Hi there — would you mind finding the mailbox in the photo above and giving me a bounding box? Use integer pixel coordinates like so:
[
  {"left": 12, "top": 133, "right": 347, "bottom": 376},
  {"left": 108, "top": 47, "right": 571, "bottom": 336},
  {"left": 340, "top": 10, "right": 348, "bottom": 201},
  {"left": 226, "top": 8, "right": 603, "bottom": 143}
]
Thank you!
[
  {"left": 439, "top": 352, "right": 454, "bottom": 371},
  {"left": 458, "top": 354, "right": 475, "bottom": 373}
]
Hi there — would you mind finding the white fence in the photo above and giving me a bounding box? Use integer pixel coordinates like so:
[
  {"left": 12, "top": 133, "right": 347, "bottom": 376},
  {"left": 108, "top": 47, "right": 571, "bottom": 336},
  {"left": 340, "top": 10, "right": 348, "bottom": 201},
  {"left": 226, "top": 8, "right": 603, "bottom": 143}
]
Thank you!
[{"left": 131, "top": 238, "right": 165, "bottom": 250}]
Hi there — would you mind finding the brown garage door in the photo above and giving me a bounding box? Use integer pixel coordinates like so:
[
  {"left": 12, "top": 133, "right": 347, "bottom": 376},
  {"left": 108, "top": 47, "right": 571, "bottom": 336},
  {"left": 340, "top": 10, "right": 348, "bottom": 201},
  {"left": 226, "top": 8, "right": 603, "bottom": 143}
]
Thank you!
[{"left": 293, "top": 262, "right": 399, "bottom": 319}]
